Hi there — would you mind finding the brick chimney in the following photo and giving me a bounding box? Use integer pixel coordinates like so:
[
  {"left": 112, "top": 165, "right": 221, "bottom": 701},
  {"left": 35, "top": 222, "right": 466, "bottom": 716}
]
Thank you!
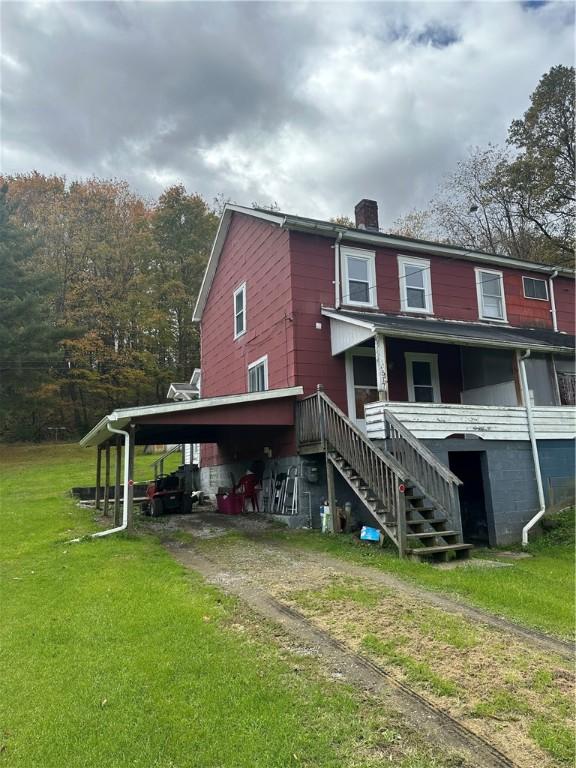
[{"left": 354, "top": 199, "right": 379, "bottom": 231}]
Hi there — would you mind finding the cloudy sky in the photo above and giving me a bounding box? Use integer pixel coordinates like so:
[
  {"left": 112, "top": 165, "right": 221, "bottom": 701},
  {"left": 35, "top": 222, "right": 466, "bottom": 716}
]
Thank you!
[{"left": 1, "top": 1, "right": 573, "bottom": 226}]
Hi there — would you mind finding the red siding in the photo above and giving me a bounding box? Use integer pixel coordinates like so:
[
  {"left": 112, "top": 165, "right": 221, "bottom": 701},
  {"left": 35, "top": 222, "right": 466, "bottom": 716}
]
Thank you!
[
  {"left": 200, "top": 213, "right": 295, "bottom": 467},
  {"left": 337, "top": 241, "right": 565, "bottom": 330},
  {"left": 289, "top": 232, "right": 348, "bottom": 411},
  {"left": 554, "top": 276, "right": 576, "bottom": 334},
  {"left": 201, "top": 213, "right": 295, "bottom": 399}
]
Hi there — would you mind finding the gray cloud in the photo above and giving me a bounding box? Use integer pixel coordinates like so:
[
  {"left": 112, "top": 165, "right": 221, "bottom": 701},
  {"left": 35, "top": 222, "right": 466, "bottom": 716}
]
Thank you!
[{"left": 1, "top": 1, "right": 574, "bottom": 224}]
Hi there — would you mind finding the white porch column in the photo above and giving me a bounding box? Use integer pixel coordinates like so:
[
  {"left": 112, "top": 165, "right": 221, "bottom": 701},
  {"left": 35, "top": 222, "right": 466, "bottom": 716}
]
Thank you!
[{"left": 375, "top": 333, "right": 389, "bottom": 401}]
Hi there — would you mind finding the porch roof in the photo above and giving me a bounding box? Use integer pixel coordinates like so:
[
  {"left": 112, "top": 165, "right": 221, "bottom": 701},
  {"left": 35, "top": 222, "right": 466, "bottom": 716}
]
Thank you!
[
  {"left": 79, "top": 386, "right": 304, "bottom": 448},
  {"left": 322, "top": 308, "right": 575, "bottom": 355}
]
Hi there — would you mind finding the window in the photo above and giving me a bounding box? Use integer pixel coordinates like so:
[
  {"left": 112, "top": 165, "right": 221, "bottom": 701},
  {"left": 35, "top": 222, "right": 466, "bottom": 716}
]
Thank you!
[
  {"left": 248, "top": 355, "right": 268, "bottom": 392},
  {"left": 233, "top": 283, "right": 246, "bottom": 338},
  {"left": 405, "top": 353, "right": 441, "bottom": 403},
  {"left": 341, "top": 247, "right": 377, "bottom": 307},
  {"left": 398, "top": 256, "right": 433, "bottom": 314},
  {"left": 523, "top": 276, "right": 548, "bottom": 301},
  {"left": 475, "top": 268, "right": 507, "bottom": 322},
  {"left": 345, "top": 348, "right": 378, "bottom": 427}
]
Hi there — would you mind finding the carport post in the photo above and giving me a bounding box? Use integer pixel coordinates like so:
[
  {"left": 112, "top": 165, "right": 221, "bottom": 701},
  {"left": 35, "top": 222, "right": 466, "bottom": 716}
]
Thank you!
[
  {"left": 114, "top": 436, "right": 122, "bottom": 526},
  {"left": 95, "top": 445, "right": 102, "bottom": 511},
  {"left": 103, "top": 442, "right": 111, "bottom": 517},
  {"left": 126, "top": 424, "right": 136, "bottom": 530}
]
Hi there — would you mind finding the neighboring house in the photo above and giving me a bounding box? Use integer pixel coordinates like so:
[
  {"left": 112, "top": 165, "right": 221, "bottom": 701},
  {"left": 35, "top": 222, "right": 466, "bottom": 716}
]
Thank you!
[
  {"left": 167, "top": 369, "right": 202, "bottom": 402},
  {"left": 191, "top": 199, "right": 575, "bottom": 554}
]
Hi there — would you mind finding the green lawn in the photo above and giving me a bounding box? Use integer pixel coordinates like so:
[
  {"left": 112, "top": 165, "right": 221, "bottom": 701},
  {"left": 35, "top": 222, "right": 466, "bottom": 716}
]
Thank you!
[
  {"left": 265, "top": 515, "right": 575, "bottom": 639},
  {"left": 0, "top": 444, "right": 451, "bottom": 768}
]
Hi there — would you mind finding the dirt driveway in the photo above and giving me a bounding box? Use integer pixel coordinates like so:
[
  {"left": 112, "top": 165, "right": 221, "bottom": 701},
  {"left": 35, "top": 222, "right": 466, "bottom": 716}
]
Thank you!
[{"left": 149, "top": 511, "right": 574, "bottom": 768}]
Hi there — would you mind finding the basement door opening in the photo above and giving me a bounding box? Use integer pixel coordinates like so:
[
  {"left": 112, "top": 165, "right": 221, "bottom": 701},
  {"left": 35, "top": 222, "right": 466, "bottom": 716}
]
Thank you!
[{"left": 448, "top": 451, "right": 490, "bottom": 546}]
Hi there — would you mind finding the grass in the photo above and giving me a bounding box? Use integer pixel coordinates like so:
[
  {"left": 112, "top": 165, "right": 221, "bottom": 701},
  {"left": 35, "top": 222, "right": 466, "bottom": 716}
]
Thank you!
[
  {"left": 0, "top": 443, "right": 457, "bottom": 768},
  {"left": 264, "top": 516, "right": 576, "bottom": 638},
  {"left": 361, "top": 634, "right": 458, "bottom": 698}
]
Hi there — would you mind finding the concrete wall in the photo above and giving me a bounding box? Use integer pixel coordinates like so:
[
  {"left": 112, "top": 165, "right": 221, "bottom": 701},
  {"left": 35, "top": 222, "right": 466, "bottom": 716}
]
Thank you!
[
  {"left": 537, "top": 439, "right": 576, "bottom": 508},
  {"left": 424, "top": 438, "right": 575, "bottom": 546}
]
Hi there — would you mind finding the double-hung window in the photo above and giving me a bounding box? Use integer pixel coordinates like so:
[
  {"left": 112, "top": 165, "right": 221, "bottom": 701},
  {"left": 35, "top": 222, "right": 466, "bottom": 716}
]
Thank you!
[
  {"left": 475, "top": 269, "right": 507, "bottom": 322},
  {"left": 233, "top": 283, "right": 246, "bottom": 339},
  {"left": 398, "top": 256, "right": 433, "bottom": 314},
  {"left": 341, "top": 247, "right": 377, "bottom": 308},
  {"left": 523, "top": 276, "right": 548, "bottom": 301},
  {"left": 247, "top": 355, "right": 268, "bottom": 392}
]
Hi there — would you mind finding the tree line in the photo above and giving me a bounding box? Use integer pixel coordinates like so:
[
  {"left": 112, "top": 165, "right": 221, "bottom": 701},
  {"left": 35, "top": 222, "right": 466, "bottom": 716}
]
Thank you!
[
  {"left": 0, "top": 178, "right": 218, "bottom": 440},
  {"left": 0, "top": 65, "right": 573, "bottom": 441}
]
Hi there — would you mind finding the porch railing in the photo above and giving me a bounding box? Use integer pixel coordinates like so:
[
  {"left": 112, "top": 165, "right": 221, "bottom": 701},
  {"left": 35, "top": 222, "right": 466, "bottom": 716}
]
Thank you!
[
  {"left": 297, "top": 389, "right": 408, "bottom": 540},
  {"left": 296, "top": 388, "right": 463, "bottom": 544},
  {"left": 378, "top": 409, "right": 463, "bottom": 536},
  {"left": 558, "top": 373, "right": 576, "bottom": 406}
]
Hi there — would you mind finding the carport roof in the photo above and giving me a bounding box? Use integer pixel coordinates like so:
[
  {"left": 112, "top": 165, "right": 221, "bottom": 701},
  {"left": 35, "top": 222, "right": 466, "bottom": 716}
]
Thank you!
[{"left": 80, "top": 386, "right": 304, "bottom": 448}]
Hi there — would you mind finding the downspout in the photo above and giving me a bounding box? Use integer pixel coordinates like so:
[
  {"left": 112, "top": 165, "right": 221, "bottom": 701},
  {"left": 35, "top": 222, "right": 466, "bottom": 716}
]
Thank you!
[
  {"left": 548, "top": 269, "right": 558, "bottom": 332},
  {"left": 71, "top": 423, "right": 131, "bottom": 542},
  {"left": 334, "top": 231, "right": 343, "bottom": 309},
  {"left": 518, "top": 350, "right": 546, "bottom": 547}
]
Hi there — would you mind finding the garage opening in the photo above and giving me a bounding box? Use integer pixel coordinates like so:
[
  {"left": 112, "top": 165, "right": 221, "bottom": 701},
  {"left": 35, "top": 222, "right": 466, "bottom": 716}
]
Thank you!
[{"left": 448, "top": 451, "right": 490, "bottom": 546}]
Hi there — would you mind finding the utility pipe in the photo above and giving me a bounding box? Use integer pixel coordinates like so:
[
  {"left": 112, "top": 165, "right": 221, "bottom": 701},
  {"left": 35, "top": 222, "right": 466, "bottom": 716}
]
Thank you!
[
  {"left": 334, "top": 231, "right": 343, "bottom": 308},
  {"left": 518, "top": 350, "right": 546, "bottom": 547},
  {"left": 548, "top": 269, "right": 559, "bottom": 332}
]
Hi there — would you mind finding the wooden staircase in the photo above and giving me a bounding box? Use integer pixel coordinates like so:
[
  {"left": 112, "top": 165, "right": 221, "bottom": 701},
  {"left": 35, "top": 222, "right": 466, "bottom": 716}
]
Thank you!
[{"left": 297, "top": 389, "right": 472, "bottom": 561}]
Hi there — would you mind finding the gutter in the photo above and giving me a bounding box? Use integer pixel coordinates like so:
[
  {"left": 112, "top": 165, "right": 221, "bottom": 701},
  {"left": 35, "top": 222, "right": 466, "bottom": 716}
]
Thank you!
[
  {"left": 548, "top": 269, "right": 559, "bottom": 332},
  {"left": 334, "top": 231, "right": 343, "bottom": 309},
  {"left": 518, "top": 350, "right": 546, "bottom": 547}
]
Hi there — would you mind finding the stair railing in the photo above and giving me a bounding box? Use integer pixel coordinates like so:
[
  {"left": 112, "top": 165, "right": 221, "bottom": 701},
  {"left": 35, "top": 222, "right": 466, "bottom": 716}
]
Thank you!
[
  {"left": 150, "top": 443, "right": 183, "bottom": 479},
  {"left": 377, "top": 409, "right": 463, "bottom": 536},
  {"left": 297, "top": 388, "right": 409, "bottom": 547}
]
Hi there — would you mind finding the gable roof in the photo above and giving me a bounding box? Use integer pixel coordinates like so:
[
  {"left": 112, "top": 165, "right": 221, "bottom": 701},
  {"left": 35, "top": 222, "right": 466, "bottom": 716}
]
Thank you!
[{"left": 192, "top": 203, "right": 574, "bottom": 322}]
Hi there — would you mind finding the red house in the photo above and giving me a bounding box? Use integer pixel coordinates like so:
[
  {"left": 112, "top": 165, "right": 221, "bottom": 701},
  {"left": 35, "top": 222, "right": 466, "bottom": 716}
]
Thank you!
[{"left": 82, "top": 200, "right": 575, "bottom": 557}]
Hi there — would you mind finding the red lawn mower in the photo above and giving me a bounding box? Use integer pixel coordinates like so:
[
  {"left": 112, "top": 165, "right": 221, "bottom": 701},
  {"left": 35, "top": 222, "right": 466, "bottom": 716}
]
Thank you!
[{"left": 144, "top": 472, "right": 193, "bottom": 517}]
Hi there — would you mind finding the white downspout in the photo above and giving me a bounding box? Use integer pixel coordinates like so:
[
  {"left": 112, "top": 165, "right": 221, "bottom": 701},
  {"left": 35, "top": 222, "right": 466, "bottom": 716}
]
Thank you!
[
  {"left": 334, "top": 231, "right": 343, "bottom": 309},
  {"left": 519, "top": 350, "right": 546, "bottom": 547},
  {"left": 548, "top": 269, "right": 558, "bottom": 332},
  {"left": 71, "top": 423, "right": 131, "bottom": 542}
]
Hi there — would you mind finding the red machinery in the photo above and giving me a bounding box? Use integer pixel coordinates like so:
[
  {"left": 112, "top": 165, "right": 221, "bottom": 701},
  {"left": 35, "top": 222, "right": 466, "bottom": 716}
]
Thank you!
[{"left": 144, "top": 473, "right": 193, "bottom": 517}]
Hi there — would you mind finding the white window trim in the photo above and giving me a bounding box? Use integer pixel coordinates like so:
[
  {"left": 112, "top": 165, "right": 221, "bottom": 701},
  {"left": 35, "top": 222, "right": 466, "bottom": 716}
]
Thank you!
[
  {"left": 405, "top": 352, "right": 441, "bottom": 403},
  {"left": 247, "top": 354, "right": 269, "bottom": 392},
  {"left": 340, "top": 247, "right": 377, "bottom": 308},
  {"left": 397, "top": 255, "right": 433, "bottom": 315},
  {"left": 475, "top": 268, "right": 507, "bottom": 323},
  {"left": 522, "top": 276, "right": 549, "bottom": 302},
  {"left": 233, "top": 282, "right": 246, "bottom": 339}
]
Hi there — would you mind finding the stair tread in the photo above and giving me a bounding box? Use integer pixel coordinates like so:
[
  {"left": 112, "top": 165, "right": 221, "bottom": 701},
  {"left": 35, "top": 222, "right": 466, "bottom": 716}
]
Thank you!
[
  {"left": 406, "top": 543, "right": 473, "bottom": 554},
  {"left": 406, "top": 531, "right": 457, "bottom": 538}
]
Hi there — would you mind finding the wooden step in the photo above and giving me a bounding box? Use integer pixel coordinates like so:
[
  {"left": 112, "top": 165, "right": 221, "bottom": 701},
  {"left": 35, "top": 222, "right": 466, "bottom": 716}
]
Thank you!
[
  {"left": 406, "top": 530, "right": 457, "bottom": 539},
  {"left": 406, "top": 543, "right": 473, "bottom": 555}
]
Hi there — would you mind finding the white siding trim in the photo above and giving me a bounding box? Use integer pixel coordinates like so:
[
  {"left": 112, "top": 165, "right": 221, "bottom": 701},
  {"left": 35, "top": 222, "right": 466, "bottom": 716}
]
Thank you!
[
  {"left": 397, "top": 255, "right": 433, "bottom": 314},
  {"left": 475, "top": 267, "right": 508, "bottom": 323},
  {"left": 233, "top": 282, "right": 247, "bottom": 339},
  {"left": 247, "top": 354, "right": 269, "bottom": 392},
  {"left": 340, "top": 246, "right": 377, "bottom": 308}
]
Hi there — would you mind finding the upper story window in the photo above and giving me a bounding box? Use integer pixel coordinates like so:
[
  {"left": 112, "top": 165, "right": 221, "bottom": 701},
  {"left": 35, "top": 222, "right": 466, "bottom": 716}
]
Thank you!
[
  {"left": 398, "top": 256, "right": 433, "bottom": 314},
  {"left": 233, "top": 282, "right": 246, "bottom": 339},
  {"left": 475, "top": 268, "right": 507, "bottom": 322},
  {"left": 523, "top": 276, "right": 549, "bottom": 301},
  {"left": 248, "top": 355, "right": 268, "bottom": 392},
  {"left": 341, "top": 247, "right": 377, "bottom": 308}
]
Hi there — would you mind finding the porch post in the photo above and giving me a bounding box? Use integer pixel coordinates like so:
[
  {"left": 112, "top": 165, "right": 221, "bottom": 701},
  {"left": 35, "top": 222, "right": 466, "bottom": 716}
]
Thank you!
[
  {"left": 103, "top": 442, "right": 111, "bottom": 517},
  {"left": 325, "top": 455, "right": 338, "bottom": 533},
  {"left": 513, "top": 350, "right": 524, "bottom": 405},
  {"left": 95, "top": 445, "right": 102, "bottom": 511},
  {"left": 114, "top": 436, "right": 122, "bottom": 526},
  {"left": 126, "top": 424, "right": 136, "bottom": 530},
  {"left": 375, "top": 333, "right": 389, "bottom": 401}
]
